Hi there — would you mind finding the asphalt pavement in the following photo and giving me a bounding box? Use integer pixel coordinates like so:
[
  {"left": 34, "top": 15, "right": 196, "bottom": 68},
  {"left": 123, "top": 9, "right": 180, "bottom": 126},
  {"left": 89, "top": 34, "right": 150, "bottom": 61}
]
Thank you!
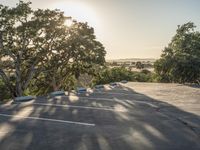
[{"left": 0, "top": 83, "right": 199, "bottom": 150}]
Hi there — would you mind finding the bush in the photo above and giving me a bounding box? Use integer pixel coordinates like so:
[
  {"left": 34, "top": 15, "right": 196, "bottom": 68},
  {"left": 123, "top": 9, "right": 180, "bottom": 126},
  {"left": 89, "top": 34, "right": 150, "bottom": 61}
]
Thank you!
[
  {"left": 93, "top": 67, "right": 132, "bottom": 85},
  {"left": 93, "top": 67, "right": 154, "bottom": 85},
  {"left": 133, "top": 72, "right": 152, "bottom": 82},
  {"left": 141, "top": 69, "right": 151, "bottom": 74},
  {"left": 0, "top": 78, "right": 10, "bottom": 101}
]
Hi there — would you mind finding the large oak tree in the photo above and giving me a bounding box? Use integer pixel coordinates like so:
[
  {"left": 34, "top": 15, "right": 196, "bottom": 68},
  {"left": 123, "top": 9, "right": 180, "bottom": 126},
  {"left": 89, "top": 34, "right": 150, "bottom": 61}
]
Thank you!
[{"left": 0, "top": 1, "right": 106, "bottom": 97}]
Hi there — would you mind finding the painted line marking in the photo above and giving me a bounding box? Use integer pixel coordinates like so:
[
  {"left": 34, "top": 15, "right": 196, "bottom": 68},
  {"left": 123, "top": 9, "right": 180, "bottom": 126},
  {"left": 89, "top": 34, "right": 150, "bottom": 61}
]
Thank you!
[
  {"left": 72, "top": 96, "right": 117, "bottom": 102},
  {"left": 34, "top": 96, "right": 158, "bottom": 109},
  {"left": 0, "top": 113, "right": 95, "bottom": 126},
  {"left": 125, "top": 100, "right": 158, "bottom": 108},
  {"left": 74, "top": 89, "right": 139, "bottom": 96},
  {"left": 68, "top": 96, "right": 158, "bottom": 108},
  {"left": 14, "top": 102, "right": 119, "bottom": 112},
  {"left": 89, "top": 91, "right": 140, "bottom": 96}
]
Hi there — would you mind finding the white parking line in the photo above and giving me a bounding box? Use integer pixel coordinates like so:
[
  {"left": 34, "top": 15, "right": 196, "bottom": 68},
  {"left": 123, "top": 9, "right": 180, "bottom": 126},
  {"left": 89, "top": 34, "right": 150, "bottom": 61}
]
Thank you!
[
  {"left": 74, "top": 96, "right": 116, "bottom": 101},
  {"left": 0, "top": 113, "right": 95, "bottom": 126},
  {"left": 69, "top": 96, "right": 157, "bottom": 107},
  {"left": 89, "top": 91, "right": 139, "bottom": 96},
  {"left": 15, "top": 102, "right": 118, "bottom": 111},
  {"left": 69, "top": 96, "right": 158, "bottom": 108},
  {"left": 74, "top": 89, "right": 138, "bottom": 96},
  {"left": 125, "top": 100, "right": 158, "bottom": 108}
]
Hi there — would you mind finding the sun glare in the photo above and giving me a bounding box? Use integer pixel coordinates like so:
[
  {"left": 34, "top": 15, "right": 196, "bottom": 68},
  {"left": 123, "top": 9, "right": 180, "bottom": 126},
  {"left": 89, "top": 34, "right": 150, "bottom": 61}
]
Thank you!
[
  {"left": 64, "top": 19, "right": 73, "bottom": 27},
  {"left": 54, "top": 1, "right": 99, "bottom": 29}
]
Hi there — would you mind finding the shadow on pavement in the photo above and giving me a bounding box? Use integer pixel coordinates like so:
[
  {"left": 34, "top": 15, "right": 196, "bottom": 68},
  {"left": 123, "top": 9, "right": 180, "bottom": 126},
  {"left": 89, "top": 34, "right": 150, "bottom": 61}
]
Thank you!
[{"left": 0, "top": 84, "right": 200, "bottom": 150}]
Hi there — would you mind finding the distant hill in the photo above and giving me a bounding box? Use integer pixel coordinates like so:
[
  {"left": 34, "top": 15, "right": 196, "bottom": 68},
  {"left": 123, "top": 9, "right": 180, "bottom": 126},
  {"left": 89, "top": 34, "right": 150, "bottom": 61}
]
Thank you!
[{"left": 106, "top": 58, "right": 157, "bottom": 63}]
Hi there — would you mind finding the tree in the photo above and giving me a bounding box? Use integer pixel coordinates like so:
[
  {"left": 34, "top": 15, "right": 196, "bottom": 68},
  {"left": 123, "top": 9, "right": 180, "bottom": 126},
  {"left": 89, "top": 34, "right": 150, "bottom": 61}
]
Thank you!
[
  {"left": 154, "top": 22, "right": 200, "bottom": 84},
  {"left": 30, "top": 21, "right": 106, "bottom": 94},
  {"left": 0, "top": 1, "right": 106, "bottom": 97},
  {"left": 0, "top": 1, "right": 40, "bottom": 97}
]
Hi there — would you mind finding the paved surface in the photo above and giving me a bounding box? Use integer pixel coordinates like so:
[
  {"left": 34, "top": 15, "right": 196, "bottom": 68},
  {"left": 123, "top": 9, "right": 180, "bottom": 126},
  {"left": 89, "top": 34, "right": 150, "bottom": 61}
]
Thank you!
[{"left": 0, "top": 82, "right": 200, "bottom": 150}]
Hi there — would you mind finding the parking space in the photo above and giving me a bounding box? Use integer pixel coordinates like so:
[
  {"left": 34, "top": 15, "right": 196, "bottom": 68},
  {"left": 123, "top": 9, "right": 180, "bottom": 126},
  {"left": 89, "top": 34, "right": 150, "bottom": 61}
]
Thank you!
[{"left": 0, "top": 83, "right": 200, "bottom": 150}]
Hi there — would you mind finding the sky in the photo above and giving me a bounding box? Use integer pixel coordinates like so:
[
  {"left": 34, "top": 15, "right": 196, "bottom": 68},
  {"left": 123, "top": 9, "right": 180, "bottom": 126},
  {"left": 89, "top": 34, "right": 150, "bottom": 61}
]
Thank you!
[{"left": 1, "top": 0, "right": 200, "bottom": 59}]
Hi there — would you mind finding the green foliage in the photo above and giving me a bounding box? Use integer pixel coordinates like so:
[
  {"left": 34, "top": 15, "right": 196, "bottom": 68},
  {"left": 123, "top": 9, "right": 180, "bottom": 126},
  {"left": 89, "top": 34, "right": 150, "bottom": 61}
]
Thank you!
[
  {"left": 0, "top": 78, "right": 10, "bottom": 101},
  {"left": 132, "top": 71, "right": 153, "bottom": 82},
  {"left": 94, "top": 67, "right": 132, "bottom": 85},
  {"left": 141, "top": 69, "right": 151, "bottom": 74},
  {"left": 29, "top": 20, "right": 106, "bottom": 94},
  {"left": 93, "top": 67, "right": 153, "bottom": 85},
  {"left": 0, "top": 1, "right": 106, "bottom": 97},
  {"left": 154, "top": 22, "right": 200, "bottom": 84}
]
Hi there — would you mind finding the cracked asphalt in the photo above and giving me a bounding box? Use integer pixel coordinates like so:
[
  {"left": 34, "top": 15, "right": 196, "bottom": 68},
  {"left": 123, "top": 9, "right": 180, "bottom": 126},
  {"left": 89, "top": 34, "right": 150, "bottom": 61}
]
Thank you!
[{"left": 0, "top": 82, "right": 200, "bottom": 150}]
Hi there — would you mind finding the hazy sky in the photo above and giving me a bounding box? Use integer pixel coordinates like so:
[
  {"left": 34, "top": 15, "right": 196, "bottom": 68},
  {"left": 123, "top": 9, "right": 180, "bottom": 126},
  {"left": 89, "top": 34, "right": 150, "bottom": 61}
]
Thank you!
[{"left": 1, "top": 0, "right": 200, "bottom": 59}]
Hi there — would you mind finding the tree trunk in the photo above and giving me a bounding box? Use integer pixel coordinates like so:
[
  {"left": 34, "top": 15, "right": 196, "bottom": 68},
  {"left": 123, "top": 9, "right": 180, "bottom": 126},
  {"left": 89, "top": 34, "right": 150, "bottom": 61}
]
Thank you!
[
  {"left": 16, "top": 69, "right": 23, "bottom": 96},
  {"left": 52, "top": 75, "right": 59, "bottom": 91},
  {"left": 22, "top": 64, "right": 35, "bottom": 91},
  {"left": 15, "top": 55, "right": 23, "bottom": 97}
]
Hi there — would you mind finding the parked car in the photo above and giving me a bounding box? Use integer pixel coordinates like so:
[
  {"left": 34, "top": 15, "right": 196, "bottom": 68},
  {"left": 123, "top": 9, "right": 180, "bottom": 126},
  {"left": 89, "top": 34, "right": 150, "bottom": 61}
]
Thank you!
[
  {"left": 95, "top": 84, "right": 104, "bottom": 89},
  {"left": 77, "top": 87, "right": 87, "bottom": 93},
  {"left": 109, "top": 82, "right": 118, "bottom": 87},
  {"left": 121, "top": 80, "right": 128, "bottom": 83}
]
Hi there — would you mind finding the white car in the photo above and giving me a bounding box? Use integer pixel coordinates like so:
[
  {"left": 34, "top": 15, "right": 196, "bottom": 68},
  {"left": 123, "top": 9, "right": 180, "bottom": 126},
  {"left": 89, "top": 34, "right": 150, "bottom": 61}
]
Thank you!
[{"left": 121, "top": 80, "right": 128, "bottom": 83}]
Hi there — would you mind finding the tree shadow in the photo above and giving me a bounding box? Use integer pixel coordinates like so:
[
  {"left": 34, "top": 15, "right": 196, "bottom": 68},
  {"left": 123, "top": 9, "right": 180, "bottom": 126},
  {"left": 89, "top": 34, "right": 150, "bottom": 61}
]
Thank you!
[
  {"left": 0, "top": 83, "right": 200, "bottom": 150},
  {"left": 176, "top": 83, "right": 200, "bottom": 89},
  {"left": 185, "top": 84, "right": 200, "bottom": 89}
]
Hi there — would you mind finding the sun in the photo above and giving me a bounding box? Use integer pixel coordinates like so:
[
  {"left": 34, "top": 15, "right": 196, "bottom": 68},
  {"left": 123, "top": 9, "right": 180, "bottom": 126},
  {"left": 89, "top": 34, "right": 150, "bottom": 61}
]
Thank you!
[{"left": 53, "top": 1, "right": 99, "bottom": 29}]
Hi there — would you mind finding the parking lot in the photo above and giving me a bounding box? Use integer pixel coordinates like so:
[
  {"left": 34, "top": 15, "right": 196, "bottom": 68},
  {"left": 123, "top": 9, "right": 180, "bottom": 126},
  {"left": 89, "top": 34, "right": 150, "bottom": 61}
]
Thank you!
[{"left": 0, "top": 82, "right": 200, "bottom": 150}]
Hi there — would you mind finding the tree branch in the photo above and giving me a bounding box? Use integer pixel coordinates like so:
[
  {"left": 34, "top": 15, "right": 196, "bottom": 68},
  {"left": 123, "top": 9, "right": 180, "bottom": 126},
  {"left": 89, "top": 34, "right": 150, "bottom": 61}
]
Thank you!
[{"left": 22, "top": 63, "right": 35, "bottom": 90}]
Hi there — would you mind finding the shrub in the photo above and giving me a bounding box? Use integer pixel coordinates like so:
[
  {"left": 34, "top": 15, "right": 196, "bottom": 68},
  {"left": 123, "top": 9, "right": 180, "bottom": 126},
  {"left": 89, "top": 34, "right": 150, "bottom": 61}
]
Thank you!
[
  {"left": 141, "top": 69, "right": 151, "bottom": 74},
  {"left": 0, "top": 78, "right": 10, "bottom": 101},
  {"left": 133, "top": 72, "right": 152, "bottom": 82},
  {"left": 93, "top": 67, "right": 154, "bottom": 85}
]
